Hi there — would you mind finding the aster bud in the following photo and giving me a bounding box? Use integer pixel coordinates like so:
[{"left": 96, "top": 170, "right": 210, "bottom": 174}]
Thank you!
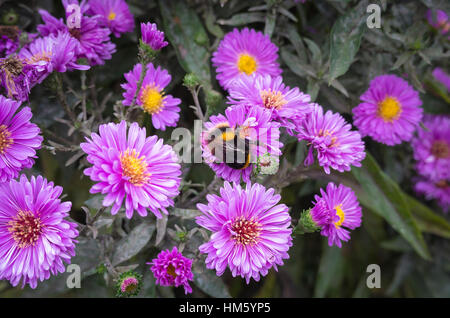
[
  {"left": 176, "top": 230, "right": 188, "bottom": 242},
  {"left": 194, "top": 31, "right": 208, "bottom": 46},
  {"left": 96, "top": 263, "right": 107, "bottom": 275},
  {"left": 183, "top": 73, "right": 200, "bottom": 89},
  {"left": 2, "top": 10, "right": 18, "bottom": 25},
  {"left": 256, "top": 153, "right": 279, "bottom": 175},
  {"left": 115, "top": 271, "right": 142, "bottom": 298},
  {"left": 294, "top": 209, "right": 320, "bottom": 235},
  {"left": 138, "top": 39, "right": 157, "bottom": 63}
]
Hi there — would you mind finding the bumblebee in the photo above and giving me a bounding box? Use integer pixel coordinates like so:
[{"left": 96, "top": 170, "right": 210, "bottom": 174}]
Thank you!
[{"left": 205, "top": 123, "right": 251, "bottom": 170}]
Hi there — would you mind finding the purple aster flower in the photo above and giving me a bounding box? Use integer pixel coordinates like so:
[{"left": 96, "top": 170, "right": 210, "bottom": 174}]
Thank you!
[
  {"left": 212, "top": 28, "right": 282, "bottom": 90},
  {"left": 201, "top": 104, "right": 282, "bottom": 183},
  {"left": 88, "top": 0, "right": 134, "bottom": 38},
  {"left": 37, "top": 0, "right": 116, "bottom": 66},
  {"left": 0, "top": 55, "right": 35, "bottom": 101},
  {"left": 311, "top": 182, "right": 362, "bottom": 248},
  {"left": 148, "top": 246, "right": 193, "bottom": 294},
  {"left": 432, "top": 67, "right": 450, "bottom": 91},
  {"left": 121, "top": 63, "right": 180, "bottom": 130},
  {"left": 0, "top": 26, "right": 20, "bottom": 58},
  {"left": 297, "top": 104, "right": 365, "bottom": 174},
  {"left": 228, "top": 74, "right": 313, "bottom": 134},
  {"left": 352, "top": 74, "right": 423, "bottom": 146},
  {"left": 411, "top": 115, "right": 450, "bottom": 181},
  {"left": 80, "top": 121, "right": 181, "bottom": 219},
  {"left": 426, "top": 9, "right": 450, "bottom": 35},
  {"left": 140, "top": 22, "right": 168, "bottom": 51},
  {"left": 415, "top": 178, "right": 449, "bottom": 213},
  {"left": 19, "top": 32, "right": 90, "bottom": 84},
  {"left": 196, "top": 182, "right": 292, "bottom": 283},
  {"left": 0, "top": 95, "right": 42, "bottom": 182},
  {"left": 0, "top": 174, "right": 78, "bottom": 288}
]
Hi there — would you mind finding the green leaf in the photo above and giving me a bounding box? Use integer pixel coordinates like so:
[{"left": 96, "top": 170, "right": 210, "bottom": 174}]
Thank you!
[
  {"left": 217, "top": 12, "right": 265, "bottom": 26},
  {"left": 284, "top": 27, "right": 307, "bottom": 63},
  {"left": 193, "top": 267, "right": 231, "bottom": 298},
  {"left": 112, "top": 222, "right": 156, "bottom": 265},
  {"left": 328, "top": 0, "right": 368, "bottom": 83},
  {"left": 264, "top": 10, "right": 277, "bottom": 38},
  {"left": 351, "top": 153, "right": 431, "bottom": 260},
  {"left": 314, "top": 244, "right": 345, "bottom": 298},
  {"left": 171, "top": 208, "right": 202, "bottom": 219},
  {"left": 406, "top": 195, "right": 450, "bottom": 239},
  {"left": 159, "top": 0, "right": 211, "bottom": 88},
  {"left": 281, "top": 48, "right": 317, "bottom": 78}
]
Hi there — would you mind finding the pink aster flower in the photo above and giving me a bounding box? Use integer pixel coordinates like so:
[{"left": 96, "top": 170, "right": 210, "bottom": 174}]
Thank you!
[
  {"left": 212, "top": 28, "right": 282, "bottom": 90},
  {"left": 0, "top": 95, "right": 43, "bottom": 182},
  {"left": 432, "top": 67, "right": 450, "bottom": 91},
  {"left": 37, "top": 0, "right": 116, "bottom": 66},
  {"left": 196, "top": 182, "right": 292, "bottom": 283},
  {"left": 228, "top": 74, "right": 313, "bottom": 134},
  {"left": 310, "top": 182, "right": 362, "bottom": 248},
  {"left": 297, "top": 104, "right": 365, "bottom": 174},
  {"left": 0, "top": 174, "right": 78, "bottom": 288},
  {"left": 140, "top": 22, "right": 168, "bottom": 51},
  {"left": 201, "top": 104, "right": 282, "bottom": 183},
  {"left": 19, "top": 32, "right": 90, "bottom": 84},
  {"left": 80, "top": 121, "right": 181, "bottom": 219},
  {"left": 121, "top": 63, "right": 180, "bottom": 130},
  {"left": 426, "top": 9, "right": 450, "bottom": 35},
  {"left": 415, "top": 178, "right": 450, "bottom": 213},
  {"left": 88, "top": 0, "right": 134, "bottom": 38},
  {"left": 411, "top": 115, "right": 450, "bottom": 181},
  {"left": 148, "top": 246, "right": 194, "bottom": 294},
  {"left": 352, "top": 74, "right": 423, "bottom": 146}
]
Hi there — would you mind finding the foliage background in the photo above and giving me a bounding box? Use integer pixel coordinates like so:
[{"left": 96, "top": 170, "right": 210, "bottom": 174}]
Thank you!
[{"left": 0, "top": 0, "right": 449, "bottom": 298}]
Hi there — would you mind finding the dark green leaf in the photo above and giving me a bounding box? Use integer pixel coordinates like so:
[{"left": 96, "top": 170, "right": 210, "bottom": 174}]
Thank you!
[
  {"left": 314, "top": 245, "right": 345, "bottom": 298},
  {"left": 328, "top": 0, "right": 368, "bottom": 82},
  {"left": 159, "top": 0, "right": 211, "bottom": 88},
  {"left": 193, "top": 267, "right": 231, "bottom": 298},
  {"left": 351, "top": 153, "right": 431, "bottom": 260},
  {"left": 112, "top": 222, "right": 156, "bottom": 265}
]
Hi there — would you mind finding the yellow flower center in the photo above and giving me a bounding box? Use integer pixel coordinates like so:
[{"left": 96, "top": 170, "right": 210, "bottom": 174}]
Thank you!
[
  {"left": 8, "top": 210, "right": 44, "bottom": 248},
  {"left": 120, "top": 149, "right": 151, "bottom": 186},
  {"left": 140, "top": 85, "right": 165, "bottom": 115},
  {"left": 237, "top": 53, "right": 257, "bottom": 75},
  {"left": 108, "top": 11, "right": 116, "bottom": 21},
  {"left": 334, "top": 204, "right": 345, "bottom": 228},
  {"left": 260, "top": 89, "right": 287, "bottom": 110},
  {"left": 378, "top": 96, "right": 402, "bottom": 122},
  {"left": 27, "top": 51, "right": 52, "bottom": 64},
  {"left": 0, "top": 124, "right": 13, "bottom": 154}
]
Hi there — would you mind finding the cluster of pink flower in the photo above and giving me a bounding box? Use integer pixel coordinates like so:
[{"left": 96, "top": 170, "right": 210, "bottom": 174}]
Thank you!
[{"left": 0, "top": 0, "right": 448, "bottom": 296}]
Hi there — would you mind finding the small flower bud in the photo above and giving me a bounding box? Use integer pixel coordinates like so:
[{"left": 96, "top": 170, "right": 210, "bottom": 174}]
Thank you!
[
  {"left": 183, "top": 73, "right": 200, "bottom": 89},
  {"left": 294, "top": 209, "right": 320, "bottom": 235},
  {"left": 115, "top": 271, "right": 142, "bottom": 298},
  {"left": 2, "top": 10, "right": 18, "bottom": 25},
  {"left": 257, "top": 153, "right": 279, "bottom": 175},
  {"left": 194, "top": 31, "right": 208, "bottom": 46}
]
